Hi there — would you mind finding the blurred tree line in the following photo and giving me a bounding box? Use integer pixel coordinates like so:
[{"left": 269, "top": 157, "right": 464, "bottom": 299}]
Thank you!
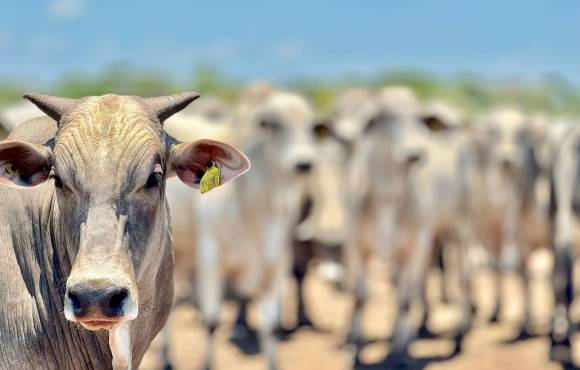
[{"left": 1, "top": 64, "right": 580, "bottom": 120}]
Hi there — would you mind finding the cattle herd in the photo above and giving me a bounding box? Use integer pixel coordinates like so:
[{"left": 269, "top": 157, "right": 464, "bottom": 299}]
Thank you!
[{"left": 0, "top": 84, "right": 579, "bottom": 370}]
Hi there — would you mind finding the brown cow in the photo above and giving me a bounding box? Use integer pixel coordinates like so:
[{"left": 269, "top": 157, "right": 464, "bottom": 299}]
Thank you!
[{"left": 0, "top": 92, "right": 249, "bottom": 370}]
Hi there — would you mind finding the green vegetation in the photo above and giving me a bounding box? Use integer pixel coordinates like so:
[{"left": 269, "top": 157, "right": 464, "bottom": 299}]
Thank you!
[{"left": 1, "top": 64, "right": 580, "bottom": 119}]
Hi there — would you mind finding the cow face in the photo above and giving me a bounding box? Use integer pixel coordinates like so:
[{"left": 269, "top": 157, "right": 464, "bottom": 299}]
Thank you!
[
  {"left": 295, "top": 127, "right": 350, "bottom": 247},
  {"left": 478, "top": 108, "right": 544, "bottom": 174},
  {"left": 0, "top": 93, "right": 249, "bottom": 331},
  {"left": 255, "top": 92, "right": 319, "bottom": 175}
]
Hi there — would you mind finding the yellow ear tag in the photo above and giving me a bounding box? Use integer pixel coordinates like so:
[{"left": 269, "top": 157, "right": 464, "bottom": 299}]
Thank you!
[
  {"left": 199, "top": 162, "right": 221, "bottom": 194},
  {"left": 4, "top": 163, "right": 19, "bottom": 177}
]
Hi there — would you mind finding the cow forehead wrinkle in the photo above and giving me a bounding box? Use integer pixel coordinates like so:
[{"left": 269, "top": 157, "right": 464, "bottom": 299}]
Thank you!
[
  {"left": 57, "top": 95, "right": 160, "bottom": 150},
  {"left": 55, "top": 102, "right": 163, "bottom": 191}
]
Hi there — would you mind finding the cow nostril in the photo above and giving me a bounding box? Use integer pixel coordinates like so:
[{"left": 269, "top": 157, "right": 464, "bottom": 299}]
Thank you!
[
  {"left": 107, "top": 289, "right": 129, "bottom": 316},
  {"left": 501, "top": 159, "right": 513, "bottom": 171},
  {"left": 68, "top": 291, "right": 82, "bottom": 315},
  {"left": 295, "top": 162, "right": 313, "bottom": 174}
]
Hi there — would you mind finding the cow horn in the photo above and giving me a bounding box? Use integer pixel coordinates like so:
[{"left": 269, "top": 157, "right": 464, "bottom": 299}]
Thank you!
[
  {"left": 23, "top": 93, "right": 79, "bottom": 123},
  {"left": 144, "top": 92, "right": 201, "bottom": 123}
]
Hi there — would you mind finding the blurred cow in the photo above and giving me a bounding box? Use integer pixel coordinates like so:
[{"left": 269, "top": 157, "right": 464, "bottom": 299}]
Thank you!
[
  {"left": 547, "top": 120, "right": 580, "bottom": 365},
  {"left": 344, "top": 88, "right": 478, "bottom": 362},
  {"left": 474, "top": 108, "right": 550, "bottom": 337},
  {"left": 290, "top": 122, "right": 351, "bottom": 328},
  {"left": 163, "top": 89, "right": 321, "bottom": 370},
  {"left": 0, "top": 100, "right": 43, "bottom": 132}
]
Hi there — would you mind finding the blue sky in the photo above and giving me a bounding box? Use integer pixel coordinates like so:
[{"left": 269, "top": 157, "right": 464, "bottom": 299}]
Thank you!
[{"left": 1, "top": 1, "right": 580, "bottom": 86}]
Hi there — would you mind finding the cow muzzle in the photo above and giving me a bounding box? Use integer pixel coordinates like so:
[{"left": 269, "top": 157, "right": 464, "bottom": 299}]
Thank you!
[{"left": 65, "top": 278, "right": 138, "bottom": 330}]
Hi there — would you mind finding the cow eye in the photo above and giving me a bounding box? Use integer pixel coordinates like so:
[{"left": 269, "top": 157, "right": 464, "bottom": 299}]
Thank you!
[
  {"left": 51, "top": 173, "right": 65, "bottom": 190},
  {"left": 260, "top": 119, "right": 282, "bottom": 132},
  {"left": 313, "top": 123, "right": 332, "bottom": 141},
  {"left": 145, "top": 164, "right": 163, "bottom": 189},
  {"left": 145, "top": 171, "right": 162, "bottom": 189}
]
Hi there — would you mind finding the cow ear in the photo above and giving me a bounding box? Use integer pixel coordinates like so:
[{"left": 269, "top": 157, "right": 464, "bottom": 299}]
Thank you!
[
  {"left": 170, "top": 139, "right": 250, "bottom": 192},
  {"left": 0, "top": 140, "right": 52, "bottom": 187}
]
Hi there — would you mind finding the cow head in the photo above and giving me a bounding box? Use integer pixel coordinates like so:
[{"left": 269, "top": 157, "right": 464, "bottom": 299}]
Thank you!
[
  {"left": 254, "top": 91, "right": 320, "bottom": 175},
  {"left": 0, "top": 93, "right": 249, "bottom": 331},
  {"left": 477, "top": 108, "right": 545, "bottom": 175}
]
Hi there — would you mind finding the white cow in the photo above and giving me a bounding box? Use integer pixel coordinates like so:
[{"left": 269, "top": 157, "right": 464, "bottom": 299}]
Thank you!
[
  {"left": 0, "top": 100, "right": 43, "bottom": 132},
  {"left": 344, "top": 89, "right": 478, "bottom": 363},
  {"left": 163, "top": 89, "right": 321, "bottom": 370},
  {"left": 474, "top": 108, "right": 550, "bottom": 337}
]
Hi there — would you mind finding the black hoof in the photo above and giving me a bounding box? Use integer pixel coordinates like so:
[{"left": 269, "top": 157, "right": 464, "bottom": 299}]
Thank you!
[
  {"left": 451, "top": 332, "right": 467, "bottom": 356},
  {"left": 417, "top": 324, "right": 437, "bottom": 339},
  {"left": 163, "top": 363, "right": 173, "bottom": 370},
  {"left": 297, "top": 312, "right": 315, "bottom": 328},
  {"left": 515, "top": 327, "right": 537, "bottom": 341},
  {"left": 550, "top": 333, "right": 573, "bottom": 365},
  {"left": 384, "top": 350, "right": 414, "bottom": 369},
  {"left": 274, "top": 325, "right": 297, "bottom": 341},
  {"left": 501, "top": 327, "right": 538, "bottom": 344},
  {"left": 229, "top": 324, "right": 260, "bottom": 355},
  {"left": 550, "top": 344, "right": 574, "bottom": 366},
  {"left": 489, "top": 313, "right": 500, "bottom": 324}
]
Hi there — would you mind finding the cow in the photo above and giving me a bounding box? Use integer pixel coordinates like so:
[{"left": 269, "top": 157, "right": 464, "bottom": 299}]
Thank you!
[
  {"left": 159, "top": 88, "right": 319, "bottom": 370},
  {"left": 0, "top": 100, "right": 43, "bottom": 132},
  {"left": 343, "top": 88, "right": 478, "bottom": 363},
  {"left": 473, "top": 108, "right": 550, "bottom": 337},
  {"left": 547, "top": 120, "right": 580, "bottom": 366},
  {"left": 0, "top": 92, "right": 249, "bottom": 370}
]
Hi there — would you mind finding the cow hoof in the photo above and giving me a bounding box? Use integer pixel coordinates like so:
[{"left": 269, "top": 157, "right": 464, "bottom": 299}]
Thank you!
[
  {"left": 488, "top": 308, "right": 500, "bottom": 323},
  {"left": 384, "top": 350, "right": 413, "bottom": 368},
  {"left": 417, "top": 324, "right": 437, "bottom": 339},
  {"left": 297, "top": 313, "right": 315, "bottom": 328},
  {"left": 550, "top": 337, "right": 573, "bottom": 365},
  {"left": 515, "top": 327, "right": 536, "bottom": 341},
  {"left": 229, "top": 324, "right": 260, "bottom": 355},
  {"left": 230, "top": 323, "right": 254, "bottom": 341},
  {"left": 274, "top": 325, "right": 296, "bottom": 341},
  {"left": 163, "top": 363, "right": 173, "bottom": 370}
]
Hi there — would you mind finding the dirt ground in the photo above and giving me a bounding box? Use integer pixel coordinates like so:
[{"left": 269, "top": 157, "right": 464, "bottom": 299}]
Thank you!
[{"left": 141, "top": 249, "right": 571, "bottom": 370}]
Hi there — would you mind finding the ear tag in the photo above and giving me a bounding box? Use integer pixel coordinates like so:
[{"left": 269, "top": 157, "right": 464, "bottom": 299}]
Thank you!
[
  {"left": 199, "top": 162, "right": 221, "bottom": 194},
  {"left": 4, "top": 163, "right": 19, "bottom": 177}
]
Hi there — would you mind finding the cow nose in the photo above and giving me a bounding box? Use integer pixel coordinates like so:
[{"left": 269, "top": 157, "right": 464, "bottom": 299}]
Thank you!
[
  {"left": 500, "top": 158, "right": 513, "bottom": 172},
  {"left": 67, "top": 284, "right": 130, "bottom": 319},
  {"left": 295, "top": 161, "right": 313, "bottom": 174}
]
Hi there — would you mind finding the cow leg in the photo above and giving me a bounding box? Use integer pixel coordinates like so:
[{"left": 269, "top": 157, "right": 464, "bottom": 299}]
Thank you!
[
  {"left": 550, "top": 244, "right": 574, "bottom": 364},
  {"left": 231, "top": 296, "right": 259, "bottom": 343},
  {"left": 489, "top": 264, "right": 502, "bottom": 323},
  {"left": 258, "top": 264, "right": 285, "bottom": 370},
  {"left": 417, "top": 297, "right": 432, "bottom": 339},
  {"left": 514, "top": 259, "right": 535, "bottom": 340},
  {"left": 159, "top": 326, "right": 173, "bottom": 370},
  {"left": 291, "top": 240, "right": 314, "bottom": 329},
  {"left": 417, "top": 270, "right": 436, "bottom": 339},
  {"left": 295, "top": 269, "right": 314, "bottom": 327},
  {"left": 390, "top": 228, "right": 433, "bottom": 359},
  {"left": 452, "top": 243, "right": 474, "bottom": 355},
  {"left": 435, "top": 240, "right": 451, "bottom": 304},
  {"left": 345, "top": 245, "right": 368, "bottom": 345},
  {"left": 196, "top": 230, "right": 224, "bottom": 370},
  {"left": 418, "top": 238, "right": 447, "bottom": 339}
]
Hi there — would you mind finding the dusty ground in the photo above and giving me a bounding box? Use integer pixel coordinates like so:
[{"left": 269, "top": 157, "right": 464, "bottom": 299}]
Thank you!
[{"left": 141, "top": 249, "right": 571, "bottom": 370}]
